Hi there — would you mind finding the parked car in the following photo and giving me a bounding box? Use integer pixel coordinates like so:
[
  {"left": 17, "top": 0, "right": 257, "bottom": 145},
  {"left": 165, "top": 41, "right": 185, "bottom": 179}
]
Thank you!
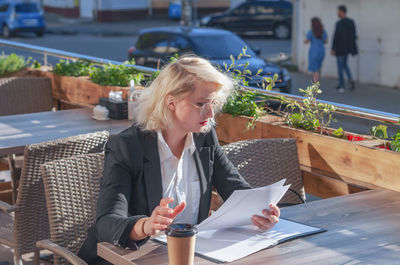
[
  {"left": 199, "top": 0, "right": 292, "bottom": 39},
  {"left": 0, "top": 1, "right": 45, "bottom": 38},
  {"left": 128, "top": 26, "right": 291, "bottom": 93}
]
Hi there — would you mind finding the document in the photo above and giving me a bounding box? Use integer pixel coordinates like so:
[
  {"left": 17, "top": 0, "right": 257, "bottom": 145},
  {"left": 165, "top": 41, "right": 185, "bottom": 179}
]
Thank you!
[
  {"left": 154, "top": 180, "right": 325, "bottom": 263},
  {"left": 197, "top": 179, "right": 289, "bottom": 231}
]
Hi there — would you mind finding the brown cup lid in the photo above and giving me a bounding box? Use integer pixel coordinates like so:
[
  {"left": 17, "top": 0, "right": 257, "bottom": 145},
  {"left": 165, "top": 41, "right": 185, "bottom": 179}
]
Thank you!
[{"left": 166, "top": 223, "right": 197, "bottom": 237}]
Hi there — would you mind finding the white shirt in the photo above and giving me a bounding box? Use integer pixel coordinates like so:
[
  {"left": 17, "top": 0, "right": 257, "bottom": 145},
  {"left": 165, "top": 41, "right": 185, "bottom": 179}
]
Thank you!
[{"left": 157, "top": 132, "right": 201, "bottom": 224}]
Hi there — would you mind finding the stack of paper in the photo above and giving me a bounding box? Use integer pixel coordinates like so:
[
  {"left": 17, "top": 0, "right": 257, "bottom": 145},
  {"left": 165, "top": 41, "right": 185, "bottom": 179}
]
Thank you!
[{"left": 155, "top": 180, "right": 325, "bottom": 263}]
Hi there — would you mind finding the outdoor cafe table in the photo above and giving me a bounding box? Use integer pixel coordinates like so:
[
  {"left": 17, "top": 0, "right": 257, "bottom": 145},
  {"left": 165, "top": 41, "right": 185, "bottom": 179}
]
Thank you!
[
  {"left": 0, "top": 107, "right": 132, "bottom": 156},
  {"left": 97, "top": 189, "right": 400, "bottom": 264},
  {"left": 0, "top": 107, "right": 132, "bottom": 202}
]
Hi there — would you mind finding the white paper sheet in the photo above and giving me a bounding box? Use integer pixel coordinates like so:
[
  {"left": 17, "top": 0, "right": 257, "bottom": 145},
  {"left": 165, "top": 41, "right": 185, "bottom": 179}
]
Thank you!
[
  {"left": 197, "top": 180, "right": 290, "bottom": 231},
  {"left": 154, "top": 181, "right": 325, "bottom": 263},
  {"left": 155, "top": 219, "right": 324, "bottom": 263}
]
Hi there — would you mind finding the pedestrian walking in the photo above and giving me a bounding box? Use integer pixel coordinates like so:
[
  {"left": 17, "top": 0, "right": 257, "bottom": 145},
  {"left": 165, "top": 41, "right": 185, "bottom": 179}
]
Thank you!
[
  {"left": 304, "top": 17, "right": 327, "bottom": 82},
  {"left": 331, "top": 5, "right": 358, "bottom": 93}
]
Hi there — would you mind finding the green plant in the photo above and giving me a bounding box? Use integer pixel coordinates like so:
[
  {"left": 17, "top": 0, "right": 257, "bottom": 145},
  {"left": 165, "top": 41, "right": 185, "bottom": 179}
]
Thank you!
[
  {"left": 370, "top": 124, "right": 388, "bottom": 139},
  {"left": 31, "top": 60, "right": 42, "bottom": 69},
  {"left": 219, "top": 47, "right": 279, "bottom": 128},
  {"left": 332, "top": 127, "right": 345, "bottom": 138},
  {"left": 89, "top": 60, "right": 144, "bottom": 87},
  {"left": 370, "top": 119, "right": 400, "bottom": 152},
  {"left": 390, "top": 130, "right": 400, "bottom": 152},
  {"left": 221, "top": 47, "right": 278, "bottom": 90},
  {"left": 53, "top": 59, "right": 92, "bottom": 76},
  {"left": 278, "top": 82, "right": 336, "bottom": 134},
  {"left": 0, "top": 52, "right": 30, "bottom": 75}
]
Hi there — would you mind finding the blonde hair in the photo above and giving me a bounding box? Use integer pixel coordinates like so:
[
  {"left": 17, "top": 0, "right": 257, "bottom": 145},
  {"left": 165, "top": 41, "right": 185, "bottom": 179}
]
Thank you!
[{"left": 133, "top": 55, "right": 233, "bottom": 132}]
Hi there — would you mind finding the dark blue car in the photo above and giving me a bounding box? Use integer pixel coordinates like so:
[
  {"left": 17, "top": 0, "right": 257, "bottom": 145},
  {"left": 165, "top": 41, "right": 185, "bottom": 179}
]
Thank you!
[
  {"left": 199, "top": 0, "right": 292, "bottom": 39},
  {"left": 0, "top": 1, "right": 45, "bottom": 37},
  {"left": 128, "top": 26, "right": 291, "bottom": 93}
]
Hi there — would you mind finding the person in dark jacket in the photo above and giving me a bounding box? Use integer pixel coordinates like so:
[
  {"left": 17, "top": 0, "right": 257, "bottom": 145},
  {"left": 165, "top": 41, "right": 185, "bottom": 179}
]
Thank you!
[
  {"left": 78, "top": 56, "right": 281, "bottom": 264},
  {"left": 331, "top": 5, "right": 358, "bottom": 93}
]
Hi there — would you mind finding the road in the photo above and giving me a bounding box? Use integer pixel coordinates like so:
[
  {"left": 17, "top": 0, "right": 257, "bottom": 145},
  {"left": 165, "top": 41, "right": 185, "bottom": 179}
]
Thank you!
[{"left": 1, "top": 33, "right": 291, "bottom": 64}]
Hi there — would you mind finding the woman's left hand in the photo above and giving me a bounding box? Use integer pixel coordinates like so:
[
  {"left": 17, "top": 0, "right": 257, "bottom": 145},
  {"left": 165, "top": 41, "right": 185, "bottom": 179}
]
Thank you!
[{"left": 251, "top": 204, "right": 280, "bottom": 231}]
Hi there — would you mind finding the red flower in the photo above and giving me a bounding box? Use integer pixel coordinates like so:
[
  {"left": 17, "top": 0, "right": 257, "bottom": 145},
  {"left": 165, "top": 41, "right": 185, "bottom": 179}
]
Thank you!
[
  {"left": 378, "top": 145, "right": 390, "bottom": 150},
  {"left": 347, "top": 134, "right": 365, "bottom": 141}
]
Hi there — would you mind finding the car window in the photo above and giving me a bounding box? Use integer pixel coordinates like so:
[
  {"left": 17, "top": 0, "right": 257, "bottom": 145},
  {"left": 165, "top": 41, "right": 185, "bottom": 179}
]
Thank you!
[
  {"left": 191, "top": 34, "right": 256, "bottom": 59},
  {"left": 256, "top": 4, "right": 275, "bottom": 15},
  {"left": 233, "top": 4, "right": 256, "bottom": 15},
  {"left": 15, "top": 3, "right": 39, "bottom": 13},
  {"left": 168, "top": 35, "right": 193, "bottom": 53},
  {"left": 0, "top": 4, "right": 9, "bottom": 12},
  {"left": 136, "top": 33, "right": 170, "bottom": 54}
]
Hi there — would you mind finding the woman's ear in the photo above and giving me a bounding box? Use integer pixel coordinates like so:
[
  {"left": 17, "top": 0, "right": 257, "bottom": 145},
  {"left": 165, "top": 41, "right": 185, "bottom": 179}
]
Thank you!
[{"left": 165, "top": 95, "right": 176, "bottom": 111}]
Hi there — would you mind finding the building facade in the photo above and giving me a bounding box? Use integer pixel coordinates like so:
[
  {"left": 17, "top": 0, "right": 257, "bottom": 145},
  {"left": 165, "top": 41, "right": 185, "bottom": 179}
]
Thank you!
[
  {"left": 293, "top": 0, "right": 400, "bottom": 88},
  {"left": 43, "top": 0, "right": 229, "bottom": 21}
]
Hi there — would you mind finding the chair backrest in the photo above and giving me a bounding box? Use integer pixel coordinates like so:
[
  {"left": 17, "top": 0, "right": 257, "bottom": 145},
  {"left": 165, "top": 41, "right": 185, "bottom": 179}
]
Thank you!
[
  {"left": 0, "top": 77, "right": 54, "bottom": 116},
  {"left": 41, "top": 152, "right": 104, "bottom": 265},
  {"left": 13, "top": 131, "right": 109, "bottom": 257},
  {"left": 222, "top": 138, "right": 305, "bottom": 205}
]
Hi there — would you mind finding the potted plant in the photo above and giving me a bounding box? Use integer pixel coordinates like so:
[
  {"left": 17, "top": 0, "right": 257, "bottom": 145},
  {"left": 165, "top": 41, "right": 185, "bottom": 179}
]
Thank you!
[{"left": 214, "top": 52, "right": 400, "bottom": 196}]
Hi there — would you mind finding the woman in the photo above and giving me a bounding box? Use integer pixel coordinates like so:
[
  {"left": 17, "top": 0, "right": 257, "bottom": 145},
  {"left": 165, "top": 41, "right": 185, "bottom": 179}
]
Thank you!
[
  {"left": 78, "top": 56, "right": 280, "bottom": 264},
  {"left": 304, "top": 17, "right": 328, "bottom": 82}
]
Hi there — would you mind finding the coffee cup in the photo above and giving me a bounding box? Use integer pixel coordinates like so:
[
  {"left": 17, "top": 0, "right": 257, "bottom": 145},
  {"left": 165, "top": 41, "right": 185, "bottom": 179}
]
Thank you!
[{"left": 166, "top": 223, "right": 197, "bottom": 265}]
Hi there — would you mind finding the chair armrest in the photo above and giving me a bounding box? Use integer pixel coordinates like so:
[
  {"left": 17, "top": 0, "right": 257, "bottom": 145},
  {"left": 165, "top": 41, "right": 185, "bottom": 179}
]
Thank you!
[
  {"left": 36, "top": 239, "right": 87, "bottom": 265},
  {"left": 0, "top": 200, "right": 16, "bottom": 213}
]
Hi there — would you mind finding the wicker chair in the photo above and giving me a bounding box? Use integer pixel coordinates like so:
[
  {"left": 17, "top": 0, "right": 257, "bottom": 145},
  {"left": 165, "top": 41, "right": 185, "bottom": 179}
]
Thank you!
[
  {"left": 221, "top": 138, "right": 306, "bottom": 206},
  {"left": 0, "top": 76, "right": 55, "bottom": 203},
  {"left": 0, "top": 131, "right": 109, "bottom": 265},
  {"left": 0, "top": 76, "right": 54, "bottom": 116},
  {"left": 35, "top": 152, "right": 104, "bottom": 265}
]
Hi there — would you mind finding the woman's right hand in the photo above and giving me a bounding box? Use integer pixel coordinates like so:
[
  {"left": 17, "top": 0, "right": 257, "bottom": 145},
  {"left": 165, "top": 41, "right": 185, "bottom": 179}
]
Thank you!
[{"left": 143, "top": 197, "right": 186, "bottom": 236}]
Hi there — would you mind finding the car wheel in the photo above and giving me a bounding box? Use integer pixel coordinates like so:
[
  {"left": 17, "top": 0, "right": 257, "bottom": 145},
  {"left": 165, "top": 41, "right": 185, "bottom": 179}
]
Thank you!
[
  {"left": 274, "top": 24, "right": 290, "bottom": 39},
  {"left": 2, "top": 25, "right": 11, "bottom": 38},
  {"left": 36, "top": 30, "right": 44, "bottom": 37}
]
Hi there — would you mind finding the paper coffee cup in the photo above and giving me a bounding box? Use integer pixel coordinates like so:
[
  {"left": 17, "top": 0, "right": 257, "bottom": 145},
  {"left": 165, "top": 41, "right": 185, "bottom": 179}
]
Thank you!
[{"left": 166, "top": 224, "right": 197, "bottom": 265}]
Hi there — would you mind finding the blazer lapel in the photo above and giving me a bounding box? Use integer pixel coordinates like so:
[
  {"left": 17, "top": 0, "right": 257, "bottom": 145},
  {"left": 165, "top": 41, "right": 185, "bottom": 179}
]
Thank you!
[
  {"left": 193, "top": 134, "right": 212, "bottom": 223},
  {"left": 143, "top": 131, "right": 163, "bottom": 214}
]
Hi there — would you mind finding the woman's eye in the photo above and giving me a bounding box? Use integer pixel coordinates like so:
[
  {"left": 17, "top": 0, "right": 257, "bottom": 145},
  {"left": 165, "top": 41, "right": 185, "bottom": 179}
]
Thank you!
[{"left": 196, "top": 103, "right": 205, "bottom": 107}]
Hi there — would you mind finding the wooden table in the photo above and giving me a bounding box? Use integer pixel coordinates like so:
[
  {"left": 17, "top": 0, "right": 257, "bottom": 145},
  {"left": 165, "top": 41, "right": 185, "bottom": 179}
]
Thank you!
[
  {"left": 98, "top": 189, "right": 400, "bottom": 264},
  {"left": 0, "top": 108, "right": 132, "bottom": 156},
  {"left": 0, "top": 108, "right": 132, "bottom": 203}
]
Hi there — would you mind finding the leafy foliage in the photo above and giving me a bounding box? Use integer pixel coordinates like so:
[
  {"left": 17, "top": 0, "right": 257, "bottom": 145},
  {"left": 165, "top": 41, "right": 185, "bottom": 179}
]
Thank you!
[
  {"left": 89, "top": 60, "right": 144, "bottom": 87},
  {"left": 220, "top": 46, "right": 278, "bottom": 90},
  {"left": 220, "top": 47, "right": 278, "bottom": 128},
  {"left": 370, "top": 124, "right": 388, "bottom": 139},
  {"left": 332, "top": 127, "right": 345, "bottom": 138},
  {"left": 0, "top": 53, "right": 29, "bottom": 75},
  {"left": 31, "top": 60, "right": 42, "bottom": 69},
  {"left": 390, "top": 130, "right": 400, "bottom": 152},
  {"left": 278, "top": 82, "right": 336, "bottom": 134},
  {"left": 53, "top": 59, "right": 92, "bottom": 76}
]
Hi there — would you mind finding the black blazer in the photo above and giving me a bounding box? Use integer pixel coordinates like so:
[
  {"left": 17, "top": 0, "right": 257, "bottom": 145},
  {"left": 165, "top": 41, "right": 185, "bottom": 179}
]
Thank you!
[{"left": 78, "top": 125, "right": 251, "bottom": 264}]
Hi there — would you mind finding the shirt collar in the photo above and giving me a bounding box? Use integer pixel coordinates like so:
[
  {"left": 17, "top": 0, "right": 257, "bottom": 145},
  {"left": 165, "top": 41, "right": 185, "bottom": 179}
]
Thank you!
[{"left": 157, "top": 132, "right": 196, "bottom": 163}]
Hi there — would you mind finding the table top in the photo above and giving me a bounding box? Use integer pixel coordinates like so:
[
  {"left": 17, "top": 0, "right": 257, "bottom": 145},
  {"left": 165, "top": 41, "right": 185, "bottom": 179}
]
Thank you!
[
  {"left": 98, "top": 189, "right": 400, "bottom": 264},
  {"left": 0, "top": 108, "right": 132, "bottom": 156}
]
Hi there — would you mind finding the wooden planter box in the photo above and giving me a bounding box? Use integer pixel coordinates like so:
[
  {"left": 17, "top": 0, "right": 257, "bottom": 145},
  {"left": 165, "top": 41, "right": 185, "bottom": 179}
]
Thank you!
[
  {"left": 26, "top": 68, "right": 130, "bottom": 107},
  {"left": 215, "top": 113, "right": 400, "bottom": 197},
  {"left": 0, "top": 67, "right": 30, "bottom": 78}
]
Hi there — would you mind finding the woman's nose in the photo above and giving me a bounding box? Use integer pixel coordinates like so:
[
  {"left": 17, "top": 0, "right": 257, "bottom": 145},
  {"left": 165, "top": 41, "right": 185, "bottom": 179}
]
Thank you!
[{"left": 204, "top": 104, "right": 214, "bottom": 119}]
